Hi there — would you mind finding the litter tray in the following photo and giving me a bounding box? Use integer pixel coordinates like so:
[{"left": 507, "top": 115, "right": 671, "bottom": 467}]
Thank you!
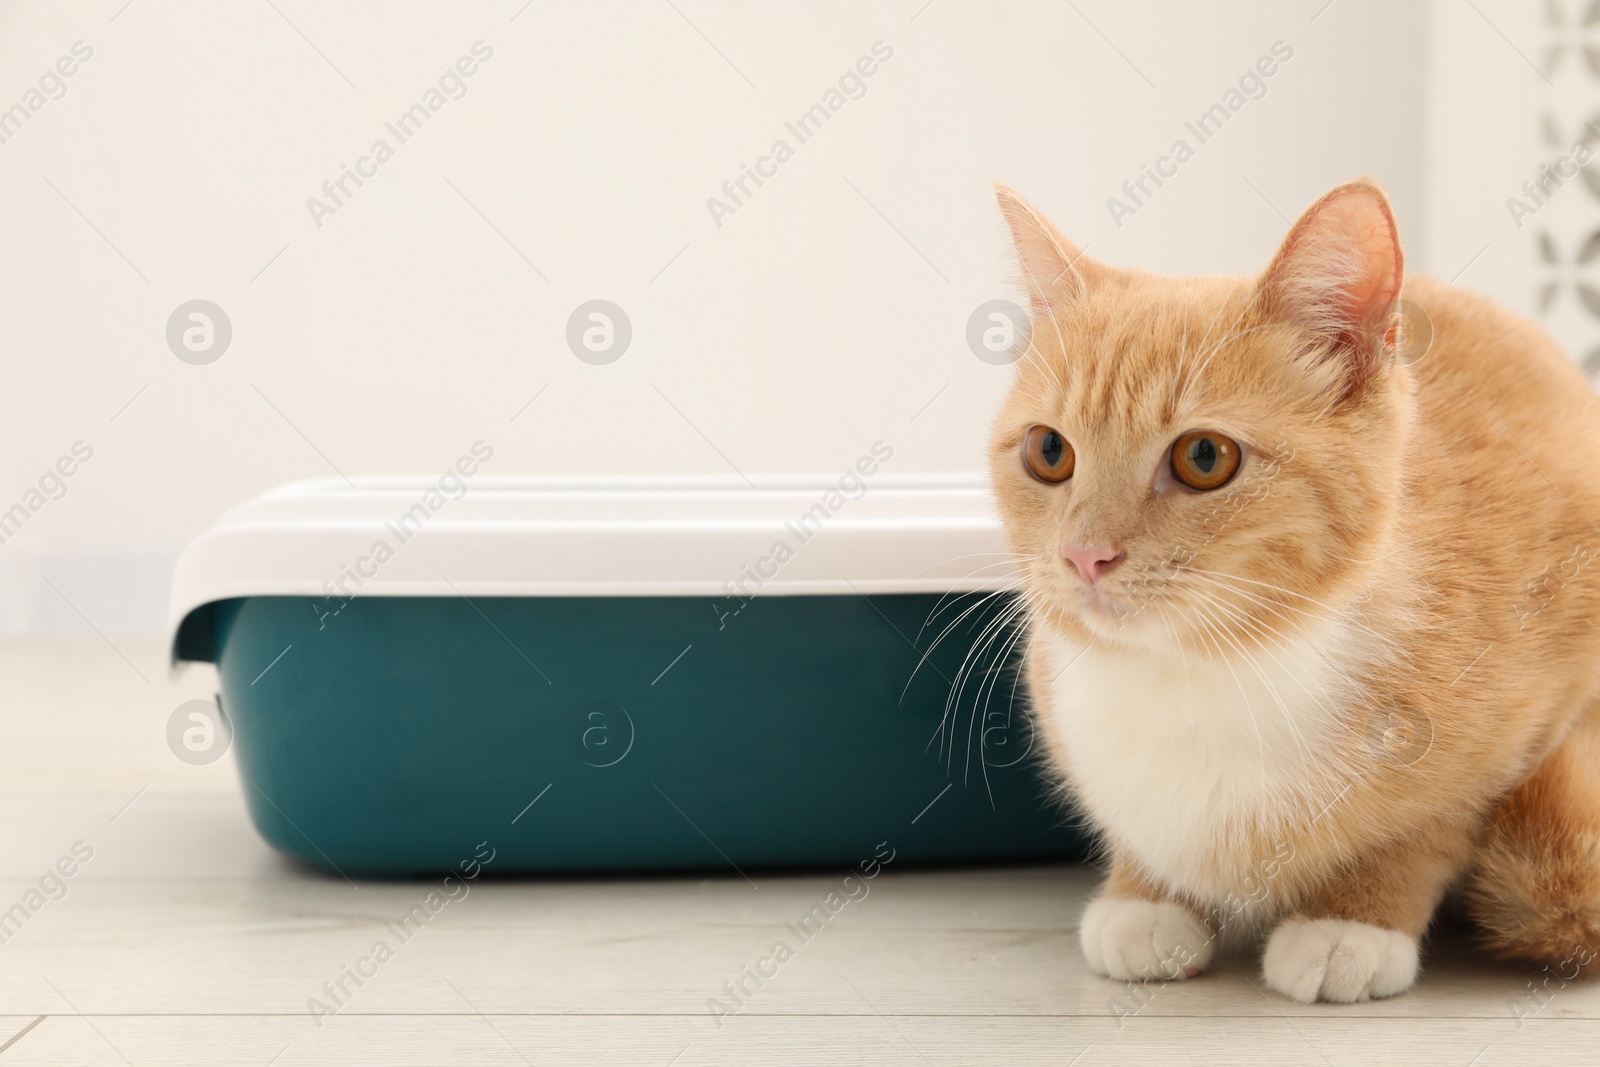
[{"left": 167, "top": 472, "right": 1081, "bottom": 876}]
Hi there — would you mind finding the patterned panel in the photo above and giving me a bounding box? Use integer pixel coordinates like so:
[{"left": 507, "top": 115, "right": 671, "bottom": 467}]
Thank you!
[{"left": 1536, "top": 1, "right": 1600, "bottom": 381}]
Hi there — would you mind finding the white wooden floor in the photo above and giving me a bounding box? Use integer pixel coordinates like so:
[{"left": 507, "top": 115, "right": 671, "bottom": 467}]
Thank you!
[{"left": 0, "top": 637, "right": 1595, "bottom": 1065}]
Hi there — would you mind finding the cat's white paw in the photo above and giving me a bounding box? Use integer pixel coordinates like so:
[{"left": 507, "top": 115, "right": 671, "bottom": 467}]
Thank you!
[
  {"left": 1079, "top": 896, "right": 1214, "bottom": 981},
  {"left": 1262, "top": 917, "right": 1418, "bottom": 1003}
]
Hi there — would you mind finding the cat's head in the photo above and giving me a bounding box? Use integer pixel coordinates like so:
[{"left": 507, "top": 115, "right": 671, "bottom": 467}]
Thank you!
[{"left": 987, "top": 180, "right": 1416, "bottom": 653}]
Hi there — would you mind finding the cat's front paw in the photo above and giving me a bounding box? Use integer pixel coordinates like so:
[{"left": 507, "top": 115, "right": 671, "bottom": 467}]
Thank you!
[
  {"left": 1079, "top": 895, "right": 1214, "bottom": 981},
  {"left": 1262, "top": 917, "right": 1418, "bottom": 1003}
]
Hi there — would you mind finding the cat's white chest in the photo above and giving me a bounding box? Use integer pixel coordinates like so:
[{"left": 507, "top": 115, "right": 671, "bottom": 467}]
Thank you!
[{"left": 1040, "top": 622, "right": 1360, "bottom": 900}]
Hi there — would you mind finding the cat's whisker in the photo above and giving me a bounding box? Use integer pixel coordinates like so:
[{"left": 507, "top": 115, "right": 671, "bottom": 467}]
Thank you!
[
  {"left": 1181, "top": 570, "right": 1393, "bottom": 654},
  {"left": 1179, "top": 570, "right": 1313, "bottom": 627},
  {"left": 947, "top": 594, "right": 1031, "bottom": 779},
  {"left": 1176, "top": 300, "right": 1252, "bottom": 408},
  {"left": 1158, "top": 609, "right": 1191, "bottom": 677},
  {"left": 1184, "top": 582, "right": 1318, "bottom": 654},
  {"left": 1177, "top": 321, "right": 1276, "bottom": 409},
  {"left": 1007, "top": 241, "right": 1076, "bottom": 387},
  {"left": 1178, "top": 597, "right": 1270, "bottom": 769},
  {"left": 913, "top": 577, "right": 1026, "bottom": 654},
  {"left": 1181, "top": 566, "right": 1379, "bottom": 633},
  {"left": 950, "top": 592, "right": 1031, "bottom": 723},
  {"left": 1174, "top": 297, "right": 1236, "bottom": 408},
  {"left": 1182, "top": 578, "right": 1396, "bottom": 794},
  {"left": 968, "top": 608, "right": 1032, "bottom": 807},
  {"left": 913, "top": 574, "right": 1029, "bottom": 653},
  {"left": 904, "top": 579, "right": 1031, "bottom": 711},
  {"left": 1003, "top": 624, "right": 1038, "bottom": 748},
  {"left": 1183, "top": 586, "right": 1334, "bottom": 771},
  {"left": 911, "top": 553, "right": 1038, "bottom": 643},
  {"left": 933, "top": 592, "right": 1023, "bottom": 761},
  {"left": 1205, "top": 637, "right": 1319, "bottom": 784},
  {"left": 1169, "top": 313, "right": 1192, "bottom": 412}
]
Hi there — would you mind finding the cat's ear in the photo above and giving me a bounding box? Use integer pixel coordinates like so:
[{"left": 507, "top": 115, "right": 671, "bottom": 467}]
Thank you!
[
  {"left": 1257, "top": 180, "right": 1403, "bottom": 388},
  {"left": 995, "top": 183, "right": 1089, "bottom": 314}
]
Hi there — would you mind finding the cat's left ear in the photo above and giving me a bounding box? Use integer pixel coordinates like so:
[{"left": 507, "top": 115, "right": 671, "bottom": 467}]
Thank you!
[{"left": 1256, "top": 180, "right": 1403, "bottom": 390}]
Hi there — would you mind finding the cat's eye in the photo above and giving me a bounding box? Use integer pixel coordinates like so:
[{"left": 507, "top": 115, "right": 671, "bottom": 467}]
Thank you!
[
  {"left": 1169, "top": 431, "right": 1241, "bottom": 491},
  {"left": 1022, "top": 425, "right": 1075, "bottom": 484}
]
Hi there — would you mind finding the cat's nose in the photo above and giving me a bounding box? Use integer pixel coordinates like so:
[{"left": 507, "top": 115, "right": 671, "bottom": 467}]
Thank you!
[{"left": 1062, "top": 543, "right": 1125, "bottom": 586}]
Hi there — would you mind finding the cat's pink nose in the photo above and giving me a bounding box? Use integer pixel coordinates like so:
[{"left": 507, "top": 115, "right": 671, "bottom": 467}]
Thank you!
[{"left": 1062, "top": 543, "right": 1125, "bottom": 586}]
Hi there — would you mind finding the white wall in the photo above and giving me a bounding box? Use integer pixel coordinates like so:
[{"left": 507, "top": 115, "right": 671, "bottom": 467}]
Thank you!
[
  {"left": 1425, "top": 0, "right": 1543, "bottom": 319},
  {"left": 1, "top": 0, "right": 1438, "bottom": 633}
]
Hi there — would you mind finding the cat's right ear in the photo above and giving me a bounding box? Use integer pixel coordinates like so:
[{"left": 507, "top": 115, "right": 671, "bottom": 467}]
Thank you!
[{"left": 995, "top": 183, "right": 1088, "bottom": 314}]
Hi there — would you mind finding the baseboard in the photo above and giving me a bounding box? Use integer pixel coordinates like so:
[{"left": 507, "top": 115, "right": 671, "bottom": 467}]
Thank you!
[{"left": 0, "top": 545, "right": 182, "bottom": 638}]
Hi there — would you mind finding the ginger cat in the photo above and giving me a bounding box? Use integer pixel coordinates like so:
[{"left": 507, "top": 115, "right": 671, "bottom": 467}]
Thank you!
[{"left": 988, "top": 179, "right": 1600, "bottom": 1002}]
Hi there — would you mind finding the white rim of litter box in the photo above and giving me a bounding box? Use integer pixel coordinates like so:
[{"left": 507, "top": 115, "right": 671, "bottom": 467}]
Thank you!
[{"left": 167, "top": 474, "right": 1020, "bottom": 663}]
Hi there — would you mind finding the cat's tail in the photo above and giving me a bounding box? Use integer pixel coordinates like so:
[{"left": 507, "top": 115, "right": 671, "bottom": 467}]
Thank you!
[{"left": 1464, "top": 712, "right": 1600, "bottom": 976}]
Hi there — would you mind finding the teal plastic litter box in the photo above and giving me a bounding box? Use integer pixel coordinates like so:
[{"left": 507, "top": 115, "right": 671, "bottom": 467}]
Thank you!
[{"left": 167, "top": 473, "right": 1081, "bottom": 876}]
